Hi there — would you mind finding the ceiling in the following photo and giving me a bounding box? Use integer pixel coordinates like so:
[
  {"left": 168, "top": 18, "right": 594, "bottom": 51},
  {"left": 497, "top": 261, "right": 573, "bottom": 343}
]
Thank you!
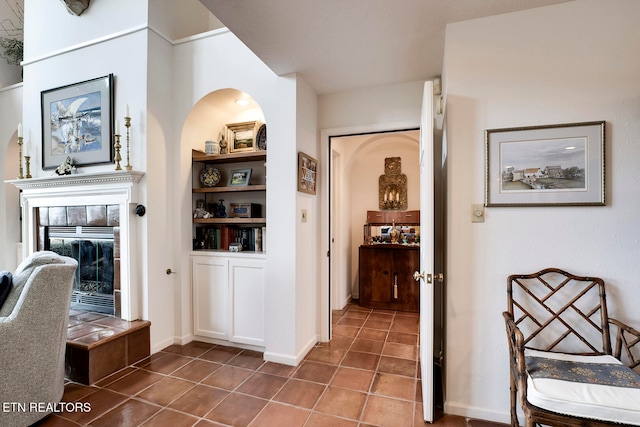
[{"left": 200, "top": 0, "right": 571, "bottom": 95}]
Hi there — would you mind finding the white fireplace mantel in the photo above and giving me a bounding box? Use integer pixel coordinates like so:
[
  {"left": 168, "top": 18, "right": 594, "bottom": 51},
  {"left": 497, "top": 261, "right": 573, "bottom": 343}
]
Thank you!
[{"left": 6, "top": 170, "right": 145, "bottom": 321}]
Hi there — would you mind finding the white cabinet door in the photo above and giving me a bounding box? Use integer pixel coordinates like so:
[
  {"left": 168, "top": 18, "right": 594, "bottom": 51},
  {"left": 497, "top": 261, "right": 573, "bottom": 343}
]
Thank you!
[
  {"left": 229, "top": 257, "right": 265, "bottom": 346},
  {"left": 192, "top": 255, "right": 228, "bottom": 340}
]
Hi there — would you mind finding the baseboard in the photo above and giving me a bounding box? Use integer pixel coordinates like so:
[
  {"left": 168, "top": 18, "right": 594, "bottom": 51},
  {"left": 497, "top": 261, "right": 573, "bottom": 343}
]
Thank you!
[
  {"left": 340, "top": 294, "right": 352, "bottom": 310},
  {"left": 151, "top": 336, "right": 177, "bottom": 354},
  {"left": 264, "top": 335, "right": 318, "bottom": 367},
  {"left": 444, "top": 401, "right": 511, "bottom": 425}
]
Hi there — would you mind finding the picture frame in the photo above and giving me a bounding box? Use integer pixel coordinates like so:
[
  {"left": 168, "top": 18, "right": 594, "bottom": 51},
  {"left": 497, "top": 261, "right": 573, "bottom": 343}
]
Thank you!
[
  {"left": 227, "top": 121, "right": 257, "bottom": 153},
  {"left": 227, "top": 168, "right": 252, "bottom": 186},
  {"left": 41, "top": 74, "right": 114, "bottom": 170},
  {"left": 298, "top": 151, "right": 318, "bottom": 195},
  {"left": 485, "top": 121, "right": 605, "bottom": 207}
]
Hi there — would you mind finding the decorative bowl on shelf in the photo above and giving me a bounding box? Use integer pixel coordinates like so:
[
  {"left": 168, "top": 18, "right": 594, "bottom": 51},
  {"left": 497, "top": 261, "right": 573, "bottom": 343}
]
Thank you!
[{"left": 200, "top": 166, "right": 221, "bottom": 187}]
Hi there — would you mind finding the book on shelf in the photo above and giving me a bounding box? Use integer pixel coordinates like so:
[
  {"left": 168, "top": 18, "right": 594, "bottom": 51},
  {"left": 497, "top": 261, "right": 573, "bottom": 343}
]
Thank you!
[{"left": 194, "top": 225, "right": 266, "bottom": 252}]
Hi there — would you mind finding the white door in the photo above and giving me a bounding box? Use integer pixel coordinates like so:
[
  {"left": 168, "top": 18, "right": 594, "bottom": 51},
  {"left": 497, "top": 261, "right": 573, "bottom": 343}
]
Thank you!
[{"left": 418, "top": 80, "right": 435, "bottom": 422}]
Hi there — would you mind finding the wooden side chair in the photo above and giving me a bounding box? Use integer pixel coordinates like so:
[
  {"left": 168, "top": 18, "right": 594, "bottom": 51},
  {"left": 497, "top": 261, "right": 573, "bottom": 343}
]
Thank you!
[{"left": 503, "top": 268, "right": 640, "bottom": 426}]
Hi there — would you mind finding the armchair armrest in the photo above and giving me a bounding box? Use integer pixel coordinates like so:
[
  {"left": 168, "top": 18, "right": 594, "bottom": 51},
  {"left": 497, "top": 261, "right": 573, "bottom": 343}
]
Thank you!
[
  {"left": 503, "top": 312, "right": 528, "bottom": 412},
  {"left": 609, "top": 318, "right": 640, "bottom": 369}
]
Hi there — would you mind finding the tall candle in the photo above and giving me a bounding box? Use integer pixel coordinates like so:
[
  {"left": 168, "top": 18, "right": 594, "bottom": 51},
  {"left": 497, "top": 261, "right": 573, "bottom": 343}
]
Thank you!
[
  {"left": 24, "top": 139, "right": 29, "bottom": 156},
  {"left": 17, "top": 123, "right": 22, "bottom": 138},
  {"left": 115, "top": 119, "right": 120, "bottom": 135},
  {"left": 125, "top": 104, "right": 130, "bottom": 118}
]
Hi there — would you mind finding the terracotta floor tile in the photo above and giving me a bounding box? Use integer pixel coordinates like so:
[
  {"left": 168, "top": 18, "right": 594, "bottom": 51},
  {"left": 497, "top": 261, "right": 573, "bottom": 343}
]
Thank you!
[
  {"left": 320, "top": 335, "right": 354, "bottom": 349},
  {"left": 171, "top": 359, "right": 223, "bottom": 382},
  {"left": 363, "top": 318, "right": 393, "bottom": 330},
  {"left": 377, "top": 356, "right": 417, "bottom": 377},
  {"left": 228, "top": 350, "right": 265, "bottom": 370},
  {"left": 168, "top": 340, "right": 216, "bottom": 358},
  {"left": 382, "top": 341, "right": 418, "bottom": 360},
  {"left": 32, "top": 415, "right": 81, "bottom": 426},
  {"left": 387, "top": 331, "right": 419, "bottom": 345},
  {"left": 351, "top": 338, "right": 384, "bottom": 354},
  {"left": 331, "top": 325, "right": 360, "bottom": 338},
  {"left": 168, "top": 384, "right": 229, "bottom": 417},
  {"left": 343, "top": 309, "right": 369, "bottom": 319},
  {"left": 361, "top": 395, "right": 414, "bottom": 427},
  {"left": 136, "top": 376, "right": 195, "bottom": 406},
  {"left": 236, "top": 372, "right": 288, "bottom": 399},
  {"left": 104, "top": 369, "right": 165, "bottom": 396},
  {"left": 337, "top": 316, "right": 366, "bottom": 327},
  {"left": 248, "top": 402, "right": 310, "bottom": 427},
  {"left": 390, "top": 317, "right": 419, "bottom": 334},
  {"left": 293, "top": 361, "right": 338, "bottom": 384},
  {"left": 306, "top": 346, "right": 347, "bottom": 365},
  {"left": 303, "top": 412, "right": 359, "bottom": 427},
  {"left": 330, "top": 367, "right": 374, "bottom": 392},
  {"left": 200, "top": 346, "right": 243, "bottom": 363},
  {"left": 371, "top": 372, "right": 416, "bottom": 401},
  {"left": 139, "top": 408, "right": 200, "bottom": 427},
  {"left": 205, "top": 393, "right": 267, "bottom": 426},
  {"left": 55, "top": 388, "right": 127, "bottom": 425},
  {"left": 90, "top": 398, "right": 161, "bottom": 427},
  {"left": 258, "top": 361, "right": 297, "bottom": 378},
  {"left": 273, "top": 379, "right": 325, "bottom": 409},
  {"left": 61, "top": 382, "right": 98, "bottom": 402},
  {"left": 138, "top": 352, "right": 192, "bottom": 374},
  {"left": 357, "top": 328, "right": 389, "bottom": 341},
  {"left": 202, "top": 365, "right": 254, "bottom": 390},
  {"left": 341, "top": 351, "right": 380, "bottom": 371},
  {"left": 314, "top": 386, "right": 367, "bottom": 420},
  {"left": 94, "top": 366, "right": 136, "bottom": 387}
]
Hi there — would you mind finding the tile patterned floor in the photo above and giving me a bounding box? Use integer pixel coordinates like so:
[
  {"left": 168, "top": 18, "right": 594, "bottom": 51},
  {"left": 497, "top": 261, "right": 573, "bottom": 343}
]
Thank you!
[{"left": 35, "top": 303, "right": 501, "bottom": 427}]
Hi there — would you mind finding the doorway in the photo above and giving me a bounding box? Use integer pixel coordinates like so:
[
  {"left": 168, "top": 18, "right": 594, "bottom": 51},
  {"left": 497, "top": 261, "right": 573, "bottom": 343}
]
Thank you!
[{"left": 327, "top": 129, "right": 420, "bottom": 316}]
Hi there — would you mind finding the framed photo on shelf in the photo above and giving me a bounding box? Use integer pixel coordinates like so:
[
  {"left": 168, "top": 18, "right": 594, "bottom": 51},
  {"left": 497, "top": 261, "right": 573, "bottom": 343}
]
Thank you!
[
  {"left": 298, "top": 151, "right": 318, "bottom": 195},
  {"left": 227, "top": 168, "right": 252, "bottom": 186},
  {"left": 41, "top": 74, "right": 114, "bottom": 170},
  {"left": 227, "top": 121, "right": 257, "bottom": 153},
  {"left": 485, "top": 121, "right": 605, "bottom": 207}
]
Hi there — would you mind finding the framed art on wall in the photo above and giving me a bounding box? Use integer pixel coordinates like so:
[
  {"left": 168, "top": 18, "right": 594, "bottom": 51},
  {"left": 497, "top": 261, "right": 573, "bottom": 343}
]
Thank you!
[
  {"left": 41, "top": 74, "right": 114, "bottom": 170},
  {"left": 227, "top": 121, "right": 257, "bottom": 153},
  {"left": 485, "top": 121, "right": 605, "bottom": 207},
  {"left": 298, "top": 151, "right": 317, "bottom": 195}
]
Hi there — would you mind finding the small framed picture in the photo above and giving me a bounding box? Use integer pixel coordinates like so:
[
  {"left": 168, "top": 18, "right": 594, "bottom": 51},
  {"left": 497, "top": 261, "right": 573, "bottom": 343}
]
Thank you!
[
  {"left": 298, "top": 152, "right": 317, "bottom": 195},
  {"left": 227, "top": 121, "right": 257, "bottom": 153},
  {"left": 41, "top": 74, "right": 114, "bottom": 170},
  {"left": 227, "top": 168, "right": 252, "bottom": 186},
  {"left": 485, "top": 121, "right": 605, "bottom": 207}
]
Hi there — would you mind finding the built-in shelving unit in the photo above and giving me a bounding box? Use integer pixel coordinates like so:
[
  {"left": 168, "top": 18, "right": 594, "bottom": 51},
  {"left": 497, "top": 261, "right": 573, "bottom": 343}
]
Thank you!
[{"left": 192, "top": 149, "right": 266, "bottom": 252}]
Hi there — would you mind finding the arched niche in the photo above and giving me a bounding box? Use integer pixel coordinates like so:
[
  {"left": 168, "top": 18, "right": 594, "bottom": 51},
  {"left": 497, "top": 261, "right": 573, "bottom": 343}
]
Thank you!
[
  {"left": 182, "top": 88, "right": 265, "bottom": 154},
  {"left": 3, "top": 132, "right": 23, "bottom": 269}
]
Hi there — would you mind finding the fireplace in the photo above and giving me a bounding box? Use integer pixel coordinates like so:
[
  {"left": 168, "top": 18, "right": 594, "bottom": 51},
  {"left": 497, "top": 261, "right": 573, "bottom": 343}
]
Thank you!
[
  {"left": 38, "top": 205, "right": 121, "bottom": 316},
  {"left": 10, "top": 170, "right": 144, "bottom": 321},
  {"left": 47, "top": 225, "right": 116, "bottom": 314}
]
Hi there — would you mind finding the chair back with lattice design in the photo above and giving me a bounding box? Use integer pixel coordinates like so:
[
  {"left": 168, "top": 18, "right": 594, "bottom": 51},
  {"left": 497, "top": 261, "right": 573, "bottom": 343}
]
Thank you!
[{"left": 507, "top": 268, "right": 611, "bottom": 356}]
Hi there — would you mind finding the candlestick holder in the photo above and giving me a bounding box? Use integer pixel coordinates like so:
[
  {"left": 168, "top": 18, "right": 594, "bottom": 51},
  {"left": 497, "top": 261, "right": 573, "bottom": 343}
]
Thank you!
[
  {"left": 114, "top": 134, "right": 122, "bottom": 171},
  {"left": 124, "top": 116, "right": 132, "bottom": 171},
  {"left": 24, "top": 156, "right": 32, "bottom": 179},
  {"left": 17, "top": 136, "right": 24, "bottom": 179}
]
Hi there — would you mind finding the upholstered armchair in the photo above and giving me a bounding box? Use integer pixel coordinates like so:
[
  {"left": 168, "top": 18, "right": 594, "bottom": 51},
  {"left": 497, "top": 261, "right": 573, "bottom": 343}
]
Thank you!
[{"left": 0, "top": 251, "right": 77, "bottom": 427}]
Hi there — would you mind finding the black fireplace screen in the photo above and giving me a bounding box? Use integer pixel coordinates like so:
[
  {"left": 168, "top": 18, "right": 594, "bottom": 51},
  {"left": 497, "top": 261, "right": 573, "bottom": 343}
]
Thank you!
[{"left": 47, "top": 227, "right": 115, "bottom": 314}]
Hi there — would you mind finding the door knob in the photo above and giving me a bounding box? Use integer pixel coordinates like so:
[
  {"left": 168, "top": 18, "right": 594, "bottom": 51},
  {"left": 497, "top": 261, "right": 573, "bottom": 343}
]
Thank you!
[{"left": 413, "top": 271, "right": 425, "bottom": 282}]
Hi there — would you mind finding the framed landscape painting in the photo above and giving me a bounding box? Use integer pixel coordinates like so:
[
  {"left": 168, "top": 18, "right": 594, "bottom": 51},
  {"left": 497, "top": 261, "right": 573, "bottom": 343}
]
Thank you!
[
  {"left": 41, "top": 74, "right": 114, "bottom": 170},
  {"left": 485, "top": 121, "right": 605, "bottom": 207}
]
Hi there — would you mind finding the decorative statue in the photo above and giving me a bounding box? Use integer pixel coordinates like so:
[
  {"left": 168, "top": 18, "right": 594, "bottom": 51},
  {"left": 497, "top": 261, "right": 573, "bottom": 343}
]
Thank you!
[
  {"left": 193, "top": 199, "right": 212, "bottom": 219},
  {"left": 219, "top": 134, "right": 228, "bottom": 154},
  {"left": 55, "top": 156, "right": 76, "bottom": 175}
]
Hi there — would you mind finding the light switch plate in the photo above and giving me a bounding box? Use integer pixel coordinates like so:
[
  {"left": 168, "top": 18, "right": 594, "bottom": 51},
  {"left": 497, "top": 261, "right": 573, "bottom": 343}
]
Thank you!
[
  {"left": 471, "top": 204, "right": 485, "bottom": 223},
  {"left": 301, "top": 209, "right": 308, "bottom": 223}
]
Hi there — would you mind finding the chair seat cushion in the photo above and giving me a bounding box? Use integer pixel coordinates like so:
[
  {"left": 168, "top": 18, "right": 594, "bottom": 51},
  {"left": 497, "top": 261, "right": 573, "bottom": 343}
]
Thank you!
[{"left": 525, "top": 349, "right": 640, "bottom": 426}]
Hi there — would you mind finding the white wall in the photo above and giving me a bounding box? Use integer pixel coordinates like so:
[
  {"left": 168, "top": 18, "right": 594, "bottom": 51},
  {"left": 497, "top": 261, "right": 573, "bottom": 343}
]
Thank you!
[
  {"left": 443, "top": 0, "right": 640, "bottom": 422},
  {"left": 173, "top": 31, "right": 310, "bottom": 364}
]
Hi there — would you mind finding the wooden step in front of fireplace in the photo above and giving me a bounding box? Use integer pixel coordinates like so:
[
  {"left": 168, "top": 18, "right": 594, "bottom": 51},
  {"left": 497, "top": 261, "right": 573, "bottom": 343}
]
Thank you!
[{"left": 65, "top": 310, "right": 151, "bottom": 385}]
